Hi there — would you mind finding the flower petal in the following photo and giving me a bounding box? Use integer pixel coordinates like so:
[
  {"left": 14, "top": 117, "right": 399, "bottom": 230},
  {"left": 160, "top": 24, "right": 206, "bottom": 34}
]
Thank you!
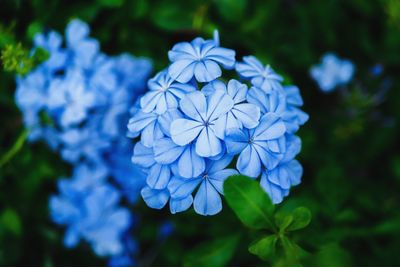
[
  {"left": 141, "top": 186, "right": 169, "bottom": 209},
  {"left": 194, "top": 60, "right": 222, "bottom": 82},
  {"left": 154, "top": 137, "right": 185, "bottom": 164},
  {"left": 178, "top": 144, "right": 205, "bottom": 178},
  {"left": 254, "top": 113, "right": 286, "bottom": 140},
  {"left": 169, "top": 195, "right": 193, "bottom": 214},
  {"left": 193, "top": 180, "right": 222, "bottom": 216},
  {"left": 170, "top": 119, "right": 203, "bottom": 146},
  {"left": 179, "top": 91, "right": 207, "bottom": 121},
  {"left": 206, "top": 90, "right": 234, "bottom": 122},
  {"left": 131, "top": 142, "right": 155, "bottom": 168},
  {"left": 232, "top": 103, "right": 260, "bottom": 129},
  {"left": 168, "top": 176, "right": 201, "bottom": 199},
  {"left": 147, "top": 164, "right": 171, "bottom": 189},
  {"left": 168, "top": 60, "right": 196, "bottom": 83},
  {"left": 237, "top": 145, "right": 262, "bottom": 178},
  {"left": 195, "top": 127, "right": 222, "bottom": 157}
]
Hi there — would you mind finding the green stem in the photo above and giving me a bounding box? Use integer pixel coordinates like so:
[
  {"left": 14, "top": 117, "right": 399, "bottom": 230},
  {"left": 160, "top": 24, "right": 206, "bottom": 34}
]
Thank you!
[{"left": 0, "top": 129, "right": 28, "bottom": 168}]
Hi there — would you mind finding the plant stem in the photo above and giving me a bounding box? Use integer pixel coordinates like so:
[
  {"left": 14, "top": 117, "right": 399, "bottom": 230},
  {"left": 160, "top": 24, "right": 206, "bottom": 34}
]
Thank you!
[{"left": 0, "top": 129, "right": 28, "bottom": 168}]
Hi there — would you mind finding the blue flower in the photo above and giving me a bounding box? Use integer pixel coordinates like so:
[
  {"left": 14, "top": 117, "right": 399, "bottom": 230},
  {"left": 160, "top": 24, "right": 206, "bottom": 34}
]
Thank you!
[
  {"left": 33, "top": 30, "right": 67, "bottom": 72},
  {"left": 128, "top": 109, "right": 182, "bottom": 148},
  {"left": 247, "top": 86, "right": 309, "bottom": 134},
  {"left": 50, "top": 164, "right": 132, "bottom": 257},
  {"left": 132, "top": 142, "right": 172, "bottom": 190},
  {"left": 66, "top": 19, "right": 99, "bottom": 68},
  {"left": 236, "top": 56, "right": 283, "bottom": 91},
  {"left": 140, "top": 70, "right": 196, "bottom": 114},
  {"left": 260, "top": 135, "right": 303, "bottom": 203},
  {"left": 141, "top": 186, "right": 170, "bottom": 209},
  {"left": 310, "top": 53, "right": 355, "bottom": 92},
  {"left": 47, "top": 69, "right": 97, "bottom": 128},
  {"left": 202, "top": 79, "right": 261, "bottom": 137},
  {"left": 225, "top": 113, "right": 286, "bottom": 177},
  {"left": 170, "top": 90, "right": 234, "bottom": 157},
  {"left": 168, "top": 37, "right": 235, "bottom": 83},
  {"left": 168, "top": 156, "right": 237, "bottom": 216},
  {"left": 128, "top": 36, "right": 308, "bottom": 215}
]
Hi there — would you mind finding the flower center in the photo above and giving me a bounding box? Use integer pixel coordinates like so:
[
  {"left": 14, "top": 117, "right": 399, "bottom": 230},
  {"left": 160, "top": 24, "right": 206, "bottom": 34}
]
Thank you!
[{"left": 248, "top": 137, "right": 254, "bottom": 144}]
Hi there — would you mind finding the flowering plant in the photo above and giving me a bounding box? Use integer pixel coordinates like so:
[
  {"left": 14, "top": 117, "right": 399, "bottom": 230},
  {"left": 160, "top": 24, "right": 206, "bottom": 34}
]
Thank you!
[{"left": 128, "top": 33, "right": 308, "bottom": 216}]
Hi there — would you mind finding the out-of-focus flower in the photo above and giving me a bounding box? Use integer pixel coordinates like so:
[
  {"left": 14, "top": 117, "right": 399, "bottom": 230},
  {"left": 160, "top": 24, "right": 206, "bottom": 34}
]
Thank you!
[
  {"left": 16, "top": 19, "right": 152, "bottom": 259},
  {"left": 50, "top": 164, "right": 132, "bottom": 256},
  {"left": 310, "top": 53, "right": 355, "bottom": 92}
]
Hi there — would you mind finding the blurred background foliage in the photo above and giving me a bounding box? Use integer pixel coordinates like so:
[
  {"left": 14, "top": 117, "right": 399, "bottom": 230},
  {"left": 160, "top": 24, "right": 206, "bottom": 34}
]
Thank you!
[{"left": 1, "top": 0, "right": 400, "bottom": 266}]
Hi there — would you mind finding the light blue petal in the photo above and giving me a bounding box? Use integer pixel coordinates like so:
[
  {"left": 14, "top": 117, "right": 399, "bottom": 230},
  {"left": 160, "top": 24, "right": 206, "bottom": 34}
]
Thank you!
[
  {"left": 227, "top": 79, "right": 247, "bottom": 103},
  {"left": 158, "top": 108, "right": 183, "bottom": 136},
  {"left": 254, "top": 142, "right": 283, "bottom": 170},
  {"left": 171, "top": 119, "right": 203, "bottom": 146},
  {"left": 169, "top": 195, "right": 193, "bottom": 214},
  {"left": 225, "top": 128, "right": 249, "bottom": 155},
  {"left": 168, "top": 42, "right": 196, "bottom": 61},
  {"left": 131, "top": 142, "right": 155, "bottom": 168},
  {"left": 206, "top": 90, "right": 234, "bottom": 122},
  {"left": 260, "top": 172, "right": 286, "bottom": 204},
  {"left": 235, "top": 56, "right": 265, "bottom": 77},
  {"left": 193, "top": 180, "right": 222, "bottom": 216},
  {"left": 141, "top": 187, "right": 169, "bottom": 209},
  {"left": 179, "top": 91, "right": 207, "bottom": 121},
  {"left": 206, "top": 47, "right": 236, "bottom": 68},
  {"left": 207, "top": 155, "right": 234, "bottom": 173},
  {"left": 237, "top": 145, "right": 262, "bottom": 178},
  {"left": 178, "top": 144, "right": 205, "bottom": 178},
  {"left": 154, "top": 137, "right": 185, "bottom": 164},
  {"left": 168, "top": 176, "right": 201, "bottom": 199},
  {"left": 194, "top": 60, "right": 221, "bottom": 82},
  {"left": 254, "top": 113, "right": 286, "bottom": 140},
  {"left": 147, "top": 164, "right": 171, "bottom": 189},
  {"left": 168, "top": 60, "right": 196, "bottom": 83},
  {"left": 127, "top": 111, "right": 157, "bottom": 135},
  {"left": 195, "top": 127, "right": 222, "bottom": 157},
  {"left": 232, "top": 103, "right": 260, "bottom": 129},
  {"left": 140, "top": 91, "right": 162, "bottom": 113}
]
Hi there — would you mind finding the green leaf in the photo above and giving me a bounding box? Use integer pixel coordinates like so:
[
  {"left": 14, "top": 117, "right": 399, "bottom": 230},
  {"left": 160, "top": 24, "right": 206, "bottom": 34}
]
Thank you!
[
  {"left": 248, "top": 235, "right": 278, "bottom": 261},
  {"left": 224, "top": 175, "right": 275, "bottom": 230},
  {"left": 0, "top": 209, "right": 22, "bottom": 236},
  {"left": 275, "top": 213, "right": 294, "bottom": 232},
  {"left": 286, "top": 207, "right": 312, "bottom": 231},
  {"left": 280, "top": 236, "right": 306, "bottom": 266},
  {"left": 184, "top": 235, "right": 240, "bottom": 267}
]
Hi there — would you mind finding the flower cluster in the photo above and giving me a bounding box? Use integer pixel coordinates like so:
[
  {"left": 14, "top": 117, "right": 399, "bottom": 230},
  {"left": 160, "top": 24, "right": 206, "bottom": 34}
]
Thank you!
[
  {"left": 128, "top": 34, "right": 308, "bottom": 216},
  {"left": 15, "top": 19, "right": 152, "bottom": 262},
  {"left": 310, "top": 53, "right": 355, "bottom": 92}
]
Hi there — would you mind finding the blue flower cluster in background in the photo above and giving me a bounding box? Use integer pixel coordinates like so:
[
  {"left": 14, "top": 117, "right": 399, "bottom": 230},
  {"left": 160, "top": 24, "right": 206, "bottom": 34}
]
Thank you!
[
  {"left": 310, "top": 53, "right": 355, "bottom": 92},
  {"left": 128, "top": 34, "right": 309, "bottom": 216},
  {"left": 15, "top": 19, "right": 152, "bottom": 263}
]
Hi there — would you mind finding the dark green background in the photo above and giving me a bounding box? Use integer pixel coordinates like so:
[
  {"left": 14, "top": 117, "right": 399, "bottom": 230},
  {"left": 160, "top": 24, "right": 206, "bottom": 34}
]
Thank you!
[{"left": 1, "top": 0, "right": 400, "bottom": 266}]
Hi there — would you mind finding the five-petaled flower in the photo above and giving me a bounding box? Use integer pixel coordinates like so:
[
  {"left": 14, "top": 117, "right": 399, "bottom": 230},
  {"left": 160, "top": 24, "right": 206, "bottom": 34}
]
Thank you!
[
  {"left": 236, "top": 56, "right": 283, "bottom": 92},
  {"left": 170, "top": 90, "right": 234, "bottom": 157},
  {"left": 168, "top": 37, "right": 235, "bottom": 83},
  {"left": 140, "top": 70, "right": 196, "bottom": 114},
  {"left": 225, "top": 113, "right": 287, "bottom": 177},
  {"left": 168, "top": 156, "right": 238, "bottom": 216}
]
